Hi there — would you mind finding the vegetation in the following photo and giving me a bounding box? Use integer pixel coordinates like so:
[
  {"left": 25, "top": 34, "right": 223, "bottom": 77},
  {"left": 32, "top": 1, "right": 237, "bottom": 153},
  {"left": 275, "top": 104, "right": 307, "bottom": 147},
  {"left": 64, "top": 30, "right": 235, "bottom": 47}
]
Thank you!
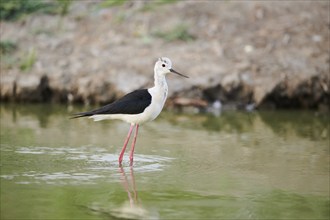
[
  {"left": 19, "top": 48, "right": 37, "bottom": 71},
  {"left": 0, "top": 40, "right": 18, "bottom": 69},
  {"left": 154, "top": 24, "right": 195, "bottom": 42},
  {"left": 0, "top": 40, "right": 17, "bottom": 54},
  {"left": 56, "top": 0, "right": 72, "bottom": 16},
  {"left": 100, "top": 0, "right": 177, "bottom": 10},
  {"left": 0, "top": 0, "right": 72, "bottom": 21},
  {"left": 100, "top": 0, "right": 128, "bottom": 8},
  {"left": 0, "top": 0, "right": 177, "bottom": 21},
  {"left": 140, "top": 0, "right": 178, "bottom": 11}
]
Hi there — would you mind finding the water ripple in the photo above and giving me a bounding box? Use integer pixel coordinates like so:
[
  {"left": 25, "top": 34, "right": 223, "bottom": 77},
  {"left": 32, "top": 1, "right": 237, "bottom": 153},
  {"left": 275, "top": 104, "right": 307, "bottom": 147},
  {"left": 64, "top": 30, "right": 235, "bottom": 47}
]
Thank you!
[{"left": 2, "top": 145, "right": 173, "bottom": 185}]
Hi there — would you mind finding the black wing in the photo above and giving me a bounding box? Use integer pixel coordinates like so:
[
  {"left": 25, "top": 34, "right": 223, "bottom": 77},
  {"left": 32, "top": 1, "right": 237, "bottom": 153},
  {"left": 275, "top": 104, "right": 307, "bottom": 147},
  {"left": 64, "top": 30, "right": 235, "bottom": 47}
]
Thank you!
[{"left": 71, "top": 89, "right": 152, "bottom": 118}]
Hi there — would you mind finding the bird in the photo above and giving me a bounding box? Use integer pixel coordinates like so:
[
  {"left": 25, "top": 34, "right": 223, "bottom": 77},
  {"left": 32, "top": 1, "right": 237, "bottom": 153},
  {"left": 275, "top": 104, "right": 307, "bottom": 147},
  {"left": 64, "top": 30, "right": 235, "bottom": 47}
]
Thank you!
[{"left": 72, "top": 57, "right": 188, "bottom": 166}]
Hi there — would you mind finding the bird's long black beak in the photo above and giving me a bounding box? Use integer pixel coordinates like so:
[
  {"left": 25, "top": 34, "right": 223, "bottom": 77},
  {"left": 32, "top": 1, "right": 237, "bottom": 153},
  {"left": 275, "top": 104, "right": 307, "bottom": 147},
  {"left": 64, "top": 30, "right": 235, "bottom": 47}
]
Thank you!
[{"left": 170, "top": 68, "right": 189, "bottom": 78}]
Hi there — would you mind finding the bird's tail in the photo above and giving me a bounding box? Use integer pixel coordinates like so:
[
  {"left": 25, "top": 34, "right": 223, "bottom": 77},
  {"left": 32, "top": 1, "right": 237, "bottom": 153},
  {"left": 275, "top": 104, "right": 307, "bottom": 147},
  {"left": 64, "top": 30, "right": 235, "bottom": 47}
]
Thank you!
[{"left": 70, "top": 112, "right": 93, "bottom": 119}]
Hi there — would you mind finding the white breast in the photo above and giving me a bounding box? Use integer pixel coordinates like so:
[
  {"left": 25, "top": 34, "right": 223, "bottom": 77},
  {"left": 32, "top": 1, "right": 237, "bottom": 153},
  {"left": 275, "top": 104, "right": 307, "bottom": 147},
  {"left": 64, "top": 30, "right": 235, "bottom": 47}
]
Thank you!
[{"left": 144, "top": 85, "right": 168, "bottom": 120}]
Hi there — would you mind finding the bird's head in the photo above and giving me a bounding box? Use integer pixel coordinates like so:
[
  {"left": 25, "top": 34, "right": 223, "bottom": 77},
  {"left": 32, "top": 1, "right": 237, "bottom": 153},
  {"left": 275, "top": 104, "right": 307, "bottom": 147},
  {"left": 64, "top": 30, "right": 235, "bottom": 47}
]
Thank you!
[{"left": 154, "top": 57, "right": 188, "bottom": 78}]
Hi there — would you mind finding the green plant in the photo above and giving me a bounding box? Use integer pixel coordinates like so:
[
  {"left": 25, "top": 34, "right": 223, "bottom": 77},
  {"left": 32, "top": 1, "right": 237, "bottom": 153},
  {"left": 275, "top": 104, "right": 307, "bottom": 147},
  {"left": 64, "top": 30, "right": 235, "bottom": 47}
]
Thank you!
[
  {"left": 140, "top": 0, "right": 178, "bottom": 11},
  {"left": 154, "top": 24, "right": 195, "bottom": 42},
  {"left": 0, "top": 40, "right": 17, "bottom": 54},
  {"left": 56, "top": 0, "right": 72, "bottom": 16},
  {"left": 20, "top": 48, "right": 37, "bottom": 71},
  {"left": 100, "top": 0, "right": 177, "bottom": 10},
  {"left": 1, "top": 55, "right": 17, "bottom": 69},
  {"left": 0, "top": 0, "right": 72, "bottom": 21},
  {"left": 0, "top": 0, "right": 49, "bottom": 20},
  {"left": 100, "top": 0, "right": 128, "bottom": 8}
]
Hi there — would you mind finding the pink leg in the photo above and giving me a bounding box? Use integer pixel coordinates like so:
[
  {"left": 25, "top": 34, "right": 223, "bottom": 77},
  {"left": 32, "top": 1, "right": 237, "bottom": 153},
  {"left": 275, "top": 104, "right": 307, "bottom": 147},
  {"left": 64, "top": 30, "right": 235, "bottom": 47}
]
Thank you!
[
  {"left": 118, "top": 124, "right": 134, "bottom": 165},
  {"left": 129, "top": 124, "right": 139, "bottom": 165}
]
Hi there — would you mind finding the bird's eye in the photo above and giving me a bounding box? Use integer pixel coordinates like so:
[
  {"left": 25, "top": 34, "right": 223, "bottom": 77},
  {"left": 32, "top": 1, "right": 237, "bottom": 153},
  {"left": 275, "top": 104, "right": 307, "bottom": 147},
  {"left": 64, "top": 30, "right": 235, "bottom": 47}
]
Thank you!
[{"left": 162, "top": 64, "right": 165, "bottom": 67}]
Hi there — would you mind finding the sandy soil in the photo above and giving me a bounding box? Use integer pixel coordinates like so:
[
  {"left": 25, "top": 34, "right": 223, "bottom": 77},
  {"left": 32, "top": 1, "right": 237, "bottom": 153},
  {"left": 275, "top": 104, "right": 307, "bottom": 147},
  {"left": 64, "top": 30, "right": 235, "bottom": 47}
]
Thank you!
[{"left": 0, "top": 1, "right": 329, "bottom": 111}]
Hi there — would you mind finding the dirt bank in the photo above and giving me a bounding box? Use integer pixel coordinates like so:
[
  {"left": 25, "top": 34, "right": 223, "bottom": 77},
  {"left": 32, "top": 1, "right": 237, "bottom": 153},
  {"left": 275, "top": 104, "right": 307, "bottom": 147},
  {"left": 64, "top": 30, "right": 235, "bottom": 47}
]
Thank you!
[{"left": 1, "top": 1, "right": 329, "bottom": 111}]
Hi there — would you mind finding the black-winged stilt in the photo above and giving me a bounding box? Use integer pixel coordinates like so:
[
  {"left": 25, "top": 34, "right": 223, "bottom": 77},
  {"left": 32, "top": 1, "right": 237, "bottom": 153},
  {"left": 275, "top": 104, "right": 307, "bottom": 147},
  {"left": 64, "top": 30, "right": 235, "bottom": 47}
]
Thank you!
[{"left": 72, "top": 57, "right": 188, "bottom": 165}]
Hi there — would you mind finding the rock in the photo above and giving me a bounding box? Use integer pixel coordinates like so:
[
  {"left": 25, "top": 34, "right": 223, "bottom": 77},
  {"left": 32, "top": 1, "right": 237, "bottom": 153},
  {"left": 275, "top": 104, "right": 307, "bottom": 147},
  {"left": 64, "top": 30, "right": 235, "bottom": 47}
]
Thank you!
[
  {"left": 259, "top": 73, "right": 329, "bottom": 110},
  {"left": 202, "top": 81, "right": 253, "bottom": 109},
  {"left": 8, "top": 74, "right": 52, "bottom": 102},
  {"left": 0, "top": 74, "right": 16, "bottom": 101}
]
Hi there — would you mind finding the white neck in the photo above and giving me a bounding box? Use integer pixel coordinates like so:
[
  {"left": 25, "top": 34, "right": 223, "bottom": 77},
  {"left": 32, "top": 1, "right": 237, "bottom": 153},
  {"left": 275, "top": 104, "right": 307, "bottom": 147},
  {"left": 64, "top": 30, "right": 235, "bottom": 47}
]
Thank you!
[
  {"left": 154, "top": 72, "right": 167, "bottom": 89},
  {"left": 149, "top": 71, "right": 168, "bottom": 105}
]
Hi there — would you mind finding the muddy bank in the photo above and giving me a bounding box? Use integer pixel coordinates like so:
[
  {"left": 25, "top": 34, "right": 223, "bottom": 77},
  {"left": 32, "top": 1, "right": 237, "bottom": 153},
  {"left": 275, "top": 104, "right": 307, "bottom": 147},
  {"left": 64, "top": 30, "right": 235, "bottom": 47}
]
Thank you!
[{"left": 0, "top": 1, "right": 329, "bottom": 111}]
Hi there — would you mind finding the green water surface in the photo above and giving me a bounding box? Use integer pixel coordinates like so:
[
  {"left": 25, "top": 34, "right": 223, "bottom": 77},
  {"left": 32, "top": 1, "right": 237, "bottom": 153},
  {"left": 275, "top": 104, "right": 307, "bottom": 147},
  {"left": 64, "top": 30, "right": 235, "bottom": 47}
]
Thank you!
[{"left": 0, "top": 104, "right": 329, "bottom": 219}]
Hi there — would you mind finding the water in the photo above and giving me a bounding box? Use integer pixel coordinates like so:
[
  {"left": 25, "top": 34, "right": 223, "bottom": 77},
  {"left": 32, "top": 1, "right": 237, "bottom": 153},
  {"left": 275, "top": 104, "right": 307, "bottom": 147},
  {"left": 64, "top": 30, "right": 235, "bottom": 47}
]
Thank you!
[{"left": 1, "top": 104, "right": 329, "bottom": 220}]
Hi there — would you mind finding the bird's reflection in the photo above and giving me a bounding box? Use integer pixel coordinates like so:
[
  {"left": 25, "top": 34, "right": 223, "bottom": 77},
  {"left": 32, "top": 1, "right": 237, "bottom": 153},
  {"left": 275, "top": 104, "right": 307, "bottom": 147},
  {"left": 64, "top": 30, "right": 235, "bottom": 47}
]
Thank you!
[
  {"left": 109, "top": 166, "right": 158, "bottom": 220},
  {"left": 85, "top": 166, "right": 158, "bottom": 219},
  {"left": 119, "top": 166, "right": 140, "bottom": 208}
]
